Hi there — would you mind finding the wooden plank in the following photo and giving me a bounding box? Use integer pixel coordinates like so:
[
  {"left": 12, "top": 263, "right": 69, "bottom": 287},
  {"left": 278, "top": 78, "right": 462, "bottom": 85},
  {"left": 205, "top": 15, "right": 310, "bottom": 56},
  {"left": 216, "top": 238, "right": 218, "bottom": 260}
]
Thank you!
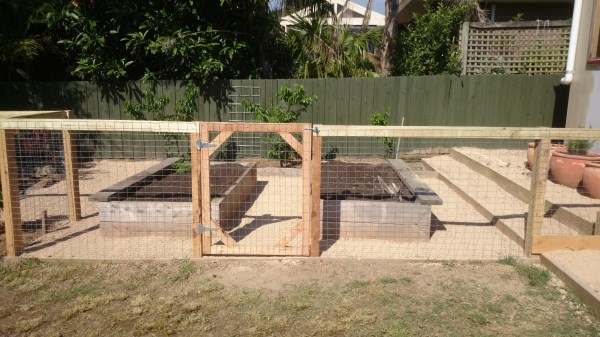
[
  {"left": 540, "top": 253, "right": 600, "bottom": 319},
  {"left": 526, "top": 139, "right": 550, "bottom": 257},
  {"left": 311, "top": 135, "right": 322, "bottom": 257},
  {"left": 460, "top": 21, "right": 470, "bottom": 75},
  {"left": 387, "top": 159, "right": 443, "bottom": 205},
  {"left": 301, "top": 127, "right": 312, "bottom": 256},
  {"left": 277, "top": 220, "right": 303, "bottom": 248},
  {"left": 533, "top": 235, "right": 600, "bottom": 254},
  {"left": 313, "top": 125, "right": 600, "bottom": 140},
  {"left": 596, "top": 212, "right": 600, "bottom": 236},
  {"left": 200, "top": 123, "right": 213, "bottom": 254},
  {"left": 63, "top": 112, "right": 82, "bottom": 221},
  {"left": 0, "top": 119, "right": 199, "bottom": 133},
  {"left": 278, "top": 132, "right": 303, "bottom": 157},
  {"left": 206, "top": 131, "right": 233, "bottom": 157},
  {"left": 206, "top": 218, "right": 237, "bottom": 247},
  {"left": 190, "top": 132, "right": 202, "bottom": 257},
  {"left": 88, "top": 157, "right": 180, "bottom": 202},
  {"left": 0, "top": 129, "right": 23, "bottom": 256}
]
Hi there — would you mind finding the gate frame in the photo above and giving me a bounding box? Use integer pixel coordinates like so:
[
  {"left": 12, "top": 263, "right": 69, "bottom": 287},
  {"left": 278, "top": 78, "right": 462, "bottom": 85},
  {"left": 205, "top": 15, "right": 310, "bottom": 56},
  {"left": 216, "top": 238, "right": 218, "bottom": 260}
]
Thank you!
[{"left": 192, "top": 122, "right": 313, "bottom": 257}]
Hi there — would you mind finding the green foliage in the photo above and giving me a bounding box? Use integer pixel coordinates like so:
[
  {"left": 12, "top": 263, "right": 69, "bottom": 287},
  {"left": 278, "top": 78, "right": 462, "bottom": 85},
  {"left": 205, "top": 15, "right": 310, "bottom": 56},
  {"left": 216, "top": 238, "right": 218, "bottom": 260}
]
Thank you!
[
  {"left": 287, "top": 14, "right": 382, "bottom": 78},
  {"left": 498, "top": 256, "right": 551, "bottom": 288},
  {"left": 566, "top": 126, "right": 594, "bottom": 155},
  {"left": 370, "top": 107, "right": 394, "bottom": 158},
  {"left": 46, "top": 0, "right": 290, "bottom": 81},
  {"left": 392, "top": 2, "right": 474, "bottom": 76},
  {"left": 242, "top": 85, "right": 316, "bottom": 160},
  {"left": 173, "top": 160, "right": 191, "bottom": 173},
  {"left": 0, "top": 0, "right": 64, "bottom": 81},
  {"left": 567, "top": 139, "right": 593, "bottom": 155},
  {"left": 124, "top": 83, "right": 199, "bottom": 156}
]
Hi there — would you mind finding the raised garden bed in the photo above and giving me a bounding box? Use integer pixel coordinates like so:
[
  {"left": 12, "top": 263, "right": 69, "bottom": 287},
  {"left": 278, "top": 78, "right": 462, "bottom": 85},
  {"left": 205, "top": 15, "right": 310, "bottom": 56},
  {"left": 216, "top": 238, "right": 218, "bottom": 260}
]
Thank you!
[
  {"left": 320, "top": 159, "right": 442, "bottom": 242},
  {"left": 89, "top": 158, "right": 257, "bottom": 237}
]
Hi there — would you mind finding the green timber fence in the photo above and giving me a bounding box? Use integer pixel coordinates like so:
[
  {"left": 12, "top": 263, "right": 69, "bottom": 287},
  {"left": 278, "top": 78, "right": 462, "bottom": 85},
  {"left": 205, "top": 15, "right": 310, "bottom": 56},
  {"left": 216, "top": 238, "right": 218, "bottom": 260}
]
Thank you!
[{"left": 0, "top": 74, "right": 568, "bottom": 158}]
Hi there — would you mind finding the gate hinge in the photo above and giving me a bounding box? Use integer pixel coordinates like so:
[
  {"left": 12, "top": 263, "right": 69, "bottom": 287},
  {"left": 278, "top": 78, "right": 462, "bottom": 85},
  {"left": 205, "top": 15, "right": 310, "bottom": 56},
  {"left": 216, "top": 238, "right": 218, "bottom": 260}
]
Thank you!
[
  {"left": 195, "top": 140, "right": 216, "bottom": 150},
  {"left": 305, "top": 127, "right": 320, "bottom": 135},
  {"left": 197, "top": 223, "right": 217, "bottom": 233}
]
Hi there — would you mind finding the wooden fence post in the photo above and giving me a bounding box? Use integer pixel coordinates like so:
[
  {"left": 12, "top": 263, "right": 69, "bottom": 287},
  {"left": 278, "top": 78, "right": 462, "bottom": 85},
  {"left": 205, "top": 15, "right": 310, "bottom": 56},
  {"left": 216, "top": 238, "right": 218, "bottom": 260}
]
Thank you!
[
  {"left": 525, "top": 139, "right": 550, "bottom": 257},
  {"left": 63, "top": 110, "right": 81, "bottom": 221},
  {"left": 310, "top": 135, "right": 322, "bottom": 257},
  {"left": 0, "top": 129, "right": 23, "bottom": 256},
  {"left": 190, "top": 129, "right": 203, "bottom": 257},
  {"left": 460, "top": 21, "right": 470, "bottom": 75}
]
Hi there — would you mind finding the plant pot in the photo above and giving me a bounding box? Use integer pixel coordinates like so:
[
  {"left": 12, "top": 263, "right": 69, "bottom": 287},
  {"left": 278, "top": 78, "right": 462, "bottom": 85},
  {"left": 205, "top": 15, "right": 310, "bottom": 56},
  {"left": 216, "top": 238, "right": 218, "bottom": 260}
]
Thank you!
[
  {"left": 583, "top": 162, "right": 600, "bottom": 198},
  {"left": 527, "top": 143, "right": 567, "bottom": 170},
  {"left": 549, "top": 151, "right": 600, "bottom": 189}
]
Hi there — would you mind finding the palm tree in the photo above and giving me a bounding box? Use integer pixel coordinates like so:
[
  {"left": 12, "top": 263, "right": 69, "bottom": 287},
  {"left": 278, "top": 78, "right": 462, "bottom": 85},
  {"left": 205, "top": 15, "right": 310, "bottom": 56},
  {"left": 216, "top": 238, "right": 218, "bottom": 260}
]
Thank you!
[
  {"left": 287, "top": 13, "right": 382, "bottom": 78},
  {"left": 0, "top": 0, "right": 58, "bottom": 81}
]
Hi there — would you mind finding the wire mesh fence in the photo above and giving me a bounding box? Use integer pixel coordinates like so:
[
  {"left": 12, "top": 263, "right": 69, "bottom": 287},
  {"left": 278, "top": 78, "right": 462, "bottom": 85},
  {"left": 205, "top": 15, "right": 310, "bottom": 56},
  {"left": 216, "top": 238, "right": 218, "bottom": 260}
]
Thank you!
[{"left": 1, "top": 120, "right": 599, "bottom": 260}]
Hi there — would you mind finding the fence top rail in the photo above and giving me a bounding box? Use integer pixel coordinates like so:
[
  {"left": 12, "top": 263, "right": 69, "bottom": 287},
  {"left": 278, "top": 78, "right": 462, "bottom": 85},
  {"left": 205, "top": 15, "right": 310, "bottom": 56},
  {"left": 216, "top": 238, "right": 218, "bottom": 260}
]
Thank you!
[
  {"left": 314, "top": 125, "right": 600, "bottom": 140},
  {"left": 0, "top": 110, "right": 70, "bottom": 119},
  {"left": 469, "top": 20, "right": 572, "bottom": 29},
  {"left": 0, "top": 119, "right": 199, "bottom": 133}
]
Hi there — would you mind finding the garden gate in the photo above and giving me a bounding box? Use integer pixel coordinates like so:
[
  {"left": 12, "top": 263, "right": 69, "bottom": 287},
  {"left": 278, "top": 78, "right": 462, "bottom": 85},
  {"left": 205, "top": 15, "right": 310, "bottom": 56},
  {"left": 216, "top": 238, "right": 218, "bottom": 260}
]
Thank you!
[{"left": 191, "top": 122, "right": 314, "bottom": 257}]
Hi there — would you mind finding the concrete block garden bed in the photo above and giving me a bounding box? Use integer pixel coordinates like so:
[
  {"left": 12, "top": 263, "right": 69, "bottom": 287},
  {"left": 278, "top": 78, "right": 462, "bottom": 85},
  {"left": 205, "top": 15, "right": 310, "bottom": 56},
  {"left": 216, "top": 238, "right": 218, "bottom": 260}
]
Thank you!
[
  {"left": 89, "top": 158, "right": 257, "bottom": 237},
  {"left": 320, "top": 159, "right": 442, "bottom": 242}
]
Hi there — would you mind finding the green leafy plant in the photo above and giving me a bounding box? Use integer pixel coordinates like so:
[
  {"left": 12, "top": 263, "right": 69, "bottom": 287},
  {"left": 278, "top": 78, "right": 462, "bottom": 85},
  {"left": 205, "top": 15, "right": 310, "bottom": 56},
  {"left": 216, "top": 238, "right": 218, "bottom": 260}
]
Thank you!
[
  {"left": 124, "top": 83, "right": 199, "bottom": 157},
  {"left": 242, "top": 85, "right": 316, "bottom": 162},
  {"left": 567, "top": 139, "right": 593, "bottom": 155},
  {"left": 566, "top": 126, "right": 594, "bottom": 155},
  {"left": 392, "top": 2, "right": 474, "bottom": 76},
  {"left": 370, "top": 107, "right": 394, "bottom": 158}
]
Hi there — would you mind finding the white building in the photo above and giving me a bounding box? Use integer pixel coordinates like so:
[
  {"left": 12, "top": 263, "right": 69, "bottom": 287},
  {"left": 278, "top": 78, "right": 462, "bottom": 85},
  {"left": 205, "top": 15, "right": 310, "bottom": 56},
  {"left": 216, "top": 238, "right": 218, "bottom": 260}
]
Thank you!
[{"left": 280, "top": 0, "right": 385, "bottom": 31}]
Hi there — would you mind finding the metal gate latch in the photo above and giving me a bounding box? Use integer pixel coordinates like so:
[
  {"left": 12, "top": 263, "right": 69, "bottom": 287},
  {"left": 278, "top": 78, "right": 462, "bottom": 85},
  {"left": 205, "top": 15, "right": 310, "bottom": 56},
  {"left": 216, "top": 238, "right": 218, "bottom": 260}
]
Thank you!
[
  {"left": 197, "top": 223, "right": 217, "bottom": 233},
  {"left": 195, "top": 140, "right": 216, "bottom": 150}
]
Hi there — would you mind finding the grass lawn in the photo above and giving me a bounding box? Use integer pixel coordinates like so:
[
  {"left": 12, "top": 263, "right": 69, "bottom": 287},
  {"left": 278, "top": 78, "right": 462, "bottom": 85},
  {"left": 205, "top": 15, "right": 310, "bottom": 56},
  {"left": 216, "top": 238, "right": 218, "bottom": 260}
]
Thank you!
[{"left": 1, "top": 257, "right": 598, "bottom": 336}]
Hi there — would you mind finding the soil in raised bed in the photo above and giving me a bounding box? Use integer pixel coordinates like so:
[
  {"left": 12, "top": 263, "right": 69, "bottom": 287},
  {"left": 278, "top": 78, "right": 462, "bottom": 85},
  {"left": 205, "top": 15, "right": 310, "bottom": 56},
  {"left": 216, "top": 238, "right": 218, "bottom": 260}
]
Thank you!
[
  {"left": 125, "top": 163, "right": 249, "bottom": 201},
  {"left": 320, "top": 161, "right": 413, "bottom": 201}
]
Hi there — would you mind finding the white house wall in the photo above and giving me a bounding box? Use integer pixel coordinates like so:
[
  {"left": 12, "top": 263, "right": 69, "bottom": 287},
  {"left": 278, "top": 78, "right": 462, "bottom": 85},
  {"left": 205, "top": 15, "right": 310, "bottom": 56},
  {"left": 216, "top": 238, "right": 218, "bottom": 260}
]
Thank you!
[{"left": 566, "top": 0, "right": 600, "bottom": 145}]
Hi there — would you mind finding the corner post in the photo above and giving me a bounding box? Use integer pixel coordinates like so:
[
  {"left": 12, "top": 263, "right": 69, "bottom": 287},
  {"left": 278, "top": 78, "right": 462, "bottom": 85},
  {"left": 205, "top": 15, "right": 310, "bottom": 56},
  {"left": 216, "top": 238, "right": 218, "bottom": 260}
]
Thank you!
[
  {"left": 525, "top": 139, "right": 550, "bottom": 257},
  {"left": 63, "top": 110, "right": 82, "bottom": 221},
  {"left": 0, "top": 129, "right": 23, "bottom": 256}
]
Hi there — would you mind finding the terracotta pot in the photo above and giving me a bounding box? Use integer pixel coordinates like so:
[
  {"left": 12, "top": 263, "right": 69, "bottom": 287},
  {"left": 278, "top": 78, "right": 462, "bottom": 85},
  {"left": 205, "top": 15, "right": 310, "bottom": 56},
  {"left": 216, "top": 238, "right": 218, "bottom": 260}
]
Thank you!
[
  {"left": 583, "top": 162, "right": 600, "bottom": 198},
  {"left": 527, "top": 143, "right": 568, "bottom": 170},
  {"left": 549, "top": 151, "right": 600, "bottom": 188}
]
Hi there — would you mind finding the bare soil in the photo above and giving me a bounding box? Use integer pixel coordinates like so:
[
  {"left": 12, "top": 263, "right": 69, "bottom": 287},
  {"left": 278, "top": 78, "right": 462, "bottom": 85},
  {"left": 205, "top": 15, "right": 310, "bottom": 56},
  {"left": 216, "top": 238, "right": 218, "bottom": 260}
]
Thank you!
[
  {"left": 126, "top": 163, "right": 248, "bottom": 201},
  {"left": 321, "top": 161, "right": 412, "bottom": 200}
]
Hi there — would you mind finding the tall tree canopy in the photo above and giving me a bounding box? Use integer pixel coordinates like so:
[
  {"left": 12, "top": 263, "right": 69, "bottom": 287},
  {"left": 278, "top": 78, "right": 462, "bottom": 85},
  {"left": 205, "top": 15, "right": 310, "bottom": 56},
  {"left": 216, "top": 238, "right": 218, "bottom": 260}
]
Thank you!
[{"left": 45, "top": 0, "right": 292, "bottom": 82}]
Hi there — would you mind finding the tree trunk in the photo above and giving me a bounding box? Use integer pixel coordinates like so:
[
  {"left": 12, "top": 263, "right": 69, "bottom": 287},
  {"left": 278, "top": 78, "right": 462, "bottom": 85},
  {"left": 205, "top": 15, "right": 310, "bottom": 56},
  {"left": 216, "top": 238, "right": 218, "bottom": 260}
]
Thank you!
[{"left": 381, "top": 0, "right": 398, "bottom": 76}]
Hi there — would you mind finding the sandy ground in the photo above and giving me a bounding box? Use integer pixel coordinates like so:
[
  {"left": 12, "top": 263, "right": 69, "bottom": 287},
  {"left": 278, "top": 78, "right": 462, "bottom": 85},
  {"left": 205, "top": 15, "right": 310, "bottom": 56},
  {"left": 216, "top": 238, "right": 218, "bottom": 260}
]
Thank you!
[{"left": 12, "top": 157, "right": 524, "bottom": 260}]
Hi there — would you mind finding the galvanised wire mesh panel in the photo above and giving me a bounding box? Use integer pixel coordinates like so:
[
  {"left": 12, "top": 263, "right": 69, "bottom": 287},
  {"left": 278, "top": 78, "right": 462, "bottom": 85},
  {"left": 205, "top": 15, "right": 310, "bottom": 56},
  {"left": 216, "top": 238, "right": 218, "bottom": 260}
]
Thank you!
[
  {"left": 461, "top": 21, "right": 570, "bottom": 75},
  {"left": 0, "top": 120, "right": 197, "bottom": 260}
]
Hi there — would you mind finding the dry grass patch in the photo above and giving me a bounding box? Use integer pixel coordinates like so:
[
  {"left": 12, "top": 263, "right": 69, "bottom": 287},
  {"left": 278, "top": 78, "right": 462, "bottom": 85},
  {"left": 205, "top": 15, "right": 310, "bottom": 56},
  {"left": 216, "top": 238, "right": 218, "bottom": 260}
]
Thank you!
[{"left": 0, "top": 258, "right": 598, "bottom": 336}]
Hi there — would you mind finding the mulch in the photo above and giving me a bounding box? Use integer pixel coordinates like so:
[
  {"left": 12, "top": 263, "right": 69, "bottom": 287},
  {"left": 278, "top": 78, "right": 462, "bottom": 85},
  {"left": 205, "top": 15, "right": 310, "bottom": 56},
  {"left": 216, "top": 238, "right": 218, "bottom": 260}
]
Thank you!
[{"left": 125, "top": 163, "right": 249, "bottom": 201}]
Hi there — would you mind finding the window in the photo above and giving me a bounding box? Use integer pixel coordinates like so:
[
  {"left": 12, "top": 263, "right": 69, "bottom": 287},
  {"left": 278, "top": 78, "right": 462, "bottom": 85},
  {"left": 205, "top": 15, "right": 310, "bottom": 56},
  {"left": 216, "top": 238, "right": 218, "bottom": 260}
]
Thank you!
[{"left": 589, "top": 0, "right": 600, "bottom": 64}]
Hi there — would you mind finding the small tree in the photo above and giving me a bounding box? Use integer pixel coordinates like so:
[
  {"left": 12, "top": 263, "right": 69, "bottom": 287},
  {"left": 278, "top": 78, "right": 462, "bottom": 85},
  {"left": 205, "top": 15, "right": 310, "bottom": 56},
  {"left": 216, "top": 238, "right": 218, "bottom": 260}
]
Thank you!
[
  {"left": 242, "top": 85, "right": 316, "bottom": 162},
  {"left": 124, "top": 83, "right": 199, "bottom": 156},
  {"left": 370, "top": 107, "right": 394, "bottom": 158}
]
